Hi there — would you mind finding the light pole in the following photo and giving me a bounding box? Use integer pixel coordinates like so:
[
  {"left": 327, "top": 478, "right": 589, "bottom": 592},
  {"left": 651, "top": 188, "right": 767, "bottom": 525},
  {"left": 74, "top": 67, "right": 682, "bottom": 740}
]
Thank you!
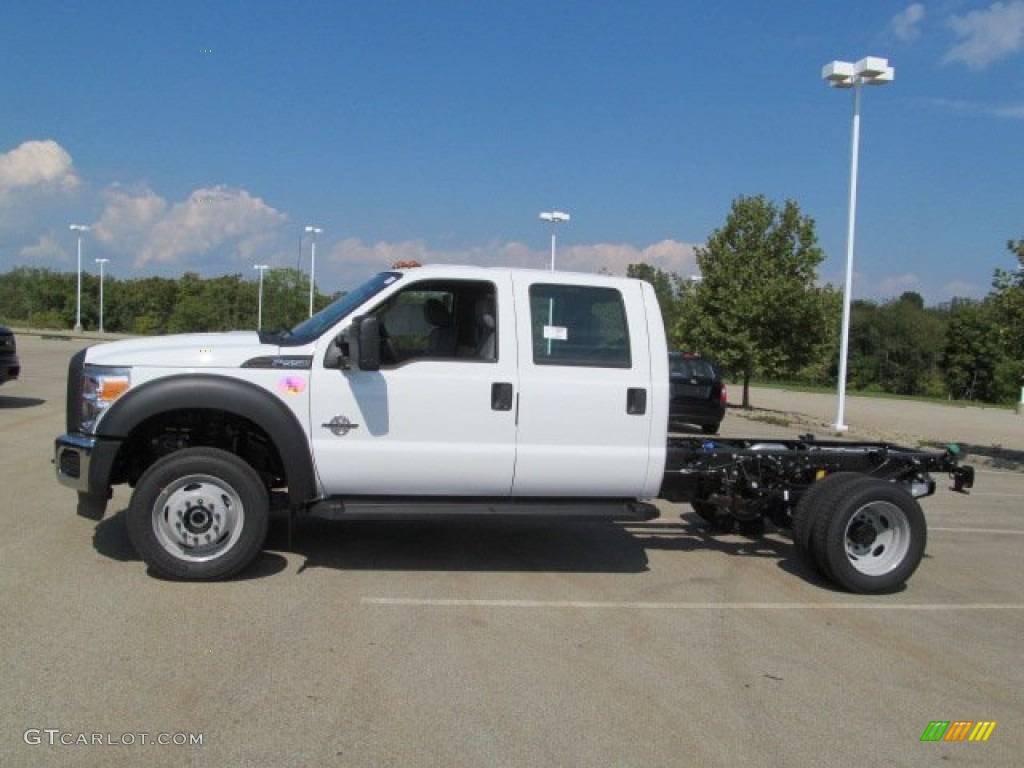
[
  {"left": 254, "top": 264, "right": 268, "bottom": 330},
  {"left": 94, "top": 258, "right": 109, "bottom": 333},
  {"left": 538, "top": 211, "right": 570, "bottom": 270},
  {"left": 69, "top": 224, "right": 90, "bottom": 332},
  {"left": 822, "top": 56, "right": 894, "bottom": 432},
  {"left": 305, "top": 225, "right": 322, "bottom": 317}
]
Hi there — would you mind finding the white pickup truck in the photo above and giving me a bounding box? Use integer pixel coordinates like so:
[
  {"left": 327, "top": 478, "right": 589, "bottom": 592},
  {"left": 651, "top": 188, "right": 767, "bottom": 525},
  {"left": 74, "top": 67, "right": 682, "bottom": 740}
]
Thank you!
[{"left": 55, "top": 265, "right": 973, "bottom": 593}]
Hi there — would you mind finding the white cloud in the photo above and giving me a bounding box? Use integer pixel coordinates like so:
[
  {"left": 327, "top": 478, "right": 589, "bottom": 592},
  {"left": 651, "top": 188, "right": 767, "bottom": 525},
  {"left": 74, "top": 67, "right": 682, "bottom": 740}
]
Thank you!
[
  {"left": 923, "top": 96, "right": 1024, "bottom": 119},
  {"left": 139, "top": 185, "right": 288, "bottom": 268},
  {"left": 877, "top": 273, "right": 921, "bottom": 296},
  {"left": 993, "top": 103, "right": 1024, "bottom": 118},
  {"left": 18, "top": 231, "right": 68, "bottom": 263},
  {"left": 891, "top": 3, "right": 926, "bottom": 41},
  {"left": 0, "top": 139, "right": 79, "bottom": 202},
  {"left": 322, "top": 237, "right": 700, "bottom": 278},
  {"left": 943, "top": 279, "right": 985, "bottom": 298},
  {"left": 945, "top": 0, "right": 1024, "bottom": 70},
  {"left": 92, "top": 185, "right": 168, "bottom": 255},
  {"left": 90, "top": 184, "right": 289, "bottom": 270}
]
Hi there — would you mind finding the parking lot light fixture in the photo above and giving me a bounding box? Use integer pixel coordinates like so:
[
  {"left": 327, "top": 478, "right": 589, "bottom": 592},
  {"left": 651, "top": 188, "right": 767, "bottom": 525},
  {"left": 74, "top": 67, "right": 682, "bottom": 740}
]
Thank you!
[
  {"left": 254, "top": 264, "right": 269, "bottom": 330},
  {"left": 538, "top": 211, "right": 570, "bottom": 271},
  {"left": 94, "top": 258, "right": 109, "bottom": 333},
  {"left": 304, "top": 225, "right": 323, "bottom": 317},
  {"left": 822, "top": 56, "right": 894, "bottom": 432},
  {"left": 69, "top": 224, "right": 90, "bottom": 332}
]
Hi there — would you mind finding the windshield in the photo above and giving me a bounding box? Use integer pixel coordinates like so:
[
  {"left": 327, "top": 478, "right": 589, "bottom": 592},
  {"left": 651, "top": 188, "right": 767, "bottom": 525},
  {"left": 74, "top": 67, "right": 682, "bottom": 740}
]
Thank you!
[{"left": 262, "top": 271, "right": 402, "bottom": 346}]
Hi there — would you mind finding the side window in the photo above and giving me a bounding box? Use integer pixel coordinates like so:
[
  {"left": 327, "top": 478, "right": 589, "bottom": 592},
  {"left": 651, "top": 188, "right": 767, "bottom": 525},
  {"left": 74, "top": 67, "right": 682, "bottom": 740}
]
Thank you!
[
  {"left": 529, "top": 284, "right": 631, "bottom": 368},
  {"left": 371, "top": 279, "right": 497, "bottom": 365}
]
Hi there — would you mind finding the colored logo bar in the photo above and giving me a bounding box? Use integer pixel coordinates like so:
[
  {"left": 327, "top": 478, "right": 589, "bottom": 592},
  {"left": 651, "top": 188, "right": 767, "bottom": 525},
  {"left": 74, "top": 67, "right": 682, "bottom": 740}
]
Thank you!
[{"left": 920, "top": 721, "right": 996, "bottom": 742}]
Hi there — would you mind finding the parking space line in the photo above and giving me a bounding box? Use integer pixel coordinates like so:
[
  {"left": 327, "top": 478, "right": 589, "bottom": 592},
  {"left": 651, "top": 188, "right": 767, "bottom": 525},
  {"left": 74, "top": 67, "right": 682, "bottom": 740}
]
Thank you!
[
  {"left": 362, "top": 597, "right": 1024, "bottom": 610},
  {"left": 930, "top": 527, "right": 1024, "bottom": 535}
]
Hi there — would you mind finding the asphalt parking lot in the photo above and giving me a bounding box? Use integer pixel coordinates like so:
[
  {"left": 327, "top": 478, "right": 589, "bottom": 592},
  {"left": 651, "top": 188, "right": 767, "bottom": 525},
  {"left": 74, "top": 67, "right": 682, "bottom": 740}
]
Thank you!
[{"left": 2, "top": 332, "right": 1022, "bottom": 767}]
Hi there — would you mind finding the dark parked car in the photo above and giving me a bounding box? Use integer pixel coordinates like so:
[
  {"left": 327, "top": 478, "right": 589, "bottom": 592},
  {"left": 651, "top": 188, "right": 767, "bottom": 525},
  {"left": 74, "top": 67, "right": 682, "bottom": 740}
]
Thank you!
[
  {"left": 0, "top": 326, "right": 20, "bottom": 386},
  {"left": 668, "top": 351, "right": 726, "bottom": 434}
]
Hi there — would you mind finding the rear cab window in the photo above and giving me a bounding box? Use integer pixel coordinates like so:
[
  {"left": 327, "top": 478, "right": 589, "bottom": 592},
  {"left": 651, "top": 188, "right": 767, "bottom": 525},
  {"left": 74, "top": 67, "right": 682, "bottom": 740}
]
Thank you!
[{"left": 529, "top": 284, "right": 631, "bottom": 368}]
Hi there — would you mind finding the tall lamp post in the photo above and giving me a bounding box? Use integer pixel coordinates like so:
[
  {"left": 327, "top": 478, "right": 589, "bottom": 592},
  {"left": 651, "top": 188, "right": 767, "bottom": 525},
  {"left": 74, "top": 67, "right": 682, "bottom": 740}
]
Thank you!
[
  {"left": 822, "top": 56, "right": 894, "bottom": 432},
  {"left": 69, "top": 224, "right": 90, "bottom": 332},
  {"left": 538, "top": 211, "right": 570, "bottom": 270},
  {"left": 94, "top": 258, "right": 109, "bottom": 333},
  {"left": 254, "top": 264, "right": 268, "bottom": 330},
  {"left": 304, "top": 225, "right": 323, "bottom": 317}
]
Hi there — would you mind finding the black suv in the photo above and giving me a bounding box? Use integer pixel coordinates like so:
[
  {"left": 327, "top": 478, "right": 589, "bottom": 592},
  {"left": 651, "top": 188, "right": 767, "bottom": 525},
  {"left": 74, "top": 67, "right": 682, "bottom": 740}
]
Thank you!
[
  {"left": 668, "top": 351, "right": 726, "bottom": 434},
  {"left": 0, "top": 326, "right": 20, "bottom": 386}
]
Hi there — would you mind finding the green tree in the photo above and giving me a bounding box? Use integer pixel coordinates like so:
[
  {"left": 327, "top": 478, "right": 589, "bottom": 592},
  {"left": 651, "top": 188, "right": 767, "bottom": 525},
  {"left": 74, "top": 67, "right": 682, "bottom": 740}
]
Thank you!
[
  {"left": 684, "top": 194, "right": 829, "bottom": 407},
  {"left": 260, "top": 268, "right": 311, "bottom": 333},
  {"left": 847, "top": 294, "right": 947, "bottom": 396},
  {"left": 942, "top": 298, "right": 1003, "bottom": 401},
  {"left": 625, "top": 263, "right": 689, "bottom": 348},
  {"left": 988, "top": 238, "right": 1024, "bottom": 401}
]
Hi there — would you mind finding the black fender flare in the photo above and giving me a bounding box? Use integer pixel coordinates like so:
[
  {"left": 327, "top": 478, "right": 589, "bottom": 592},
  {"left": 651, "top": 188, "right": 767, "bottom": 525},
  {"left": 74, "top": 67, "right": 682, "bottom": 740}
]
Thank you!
[{"left": 98, "top": 374, "right": 317, "bottom": 507}]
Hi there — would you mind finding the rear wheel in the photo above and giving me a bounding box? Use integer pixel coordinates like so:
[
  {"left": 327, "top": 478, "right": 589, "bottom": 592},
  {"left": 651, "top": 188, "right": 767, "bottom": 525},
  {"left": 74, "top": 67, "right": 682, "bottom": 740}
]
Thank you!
[
  {"left": 810, "top": 478, "right": 927, "bottom": 594},
  {"left": 127, "top": 447, "right": 269, "bottom": 580},
  {"left": 791, "top": 472, "right": 862, "bottom": 576}
]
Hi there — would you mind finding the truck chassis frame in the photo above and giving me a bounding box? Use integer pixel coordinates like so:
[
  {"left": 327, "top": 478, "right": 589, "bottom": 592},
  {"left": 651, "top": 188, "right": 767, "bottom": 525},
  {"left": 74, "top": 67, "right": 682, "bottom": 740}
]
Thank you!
[{"left": 658, "top": 434, "right": 974, "bottom": 593}]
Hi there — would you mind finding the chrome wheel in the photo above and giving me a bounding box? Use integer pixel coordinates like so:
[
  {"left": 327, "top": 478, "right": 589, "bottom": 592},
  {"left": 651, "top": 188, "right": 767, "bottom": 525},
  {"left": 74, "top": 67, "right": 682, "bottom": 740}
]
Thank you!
[
  {"left": 843, "top": 500, "right": 911, "bottom": 576},
  {"left": 152, "top": 474, "right": 245, "bottom": 563}
]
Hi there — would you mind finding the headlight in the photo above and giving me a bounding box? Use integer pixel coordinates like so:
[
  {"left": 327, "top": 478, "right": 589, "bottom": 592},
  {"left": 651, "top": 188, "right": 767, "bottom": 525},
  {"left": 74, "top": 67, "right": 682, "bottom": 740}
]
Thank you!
[{"left": 80, "top": 366, "right": 132, "bottom": 433}]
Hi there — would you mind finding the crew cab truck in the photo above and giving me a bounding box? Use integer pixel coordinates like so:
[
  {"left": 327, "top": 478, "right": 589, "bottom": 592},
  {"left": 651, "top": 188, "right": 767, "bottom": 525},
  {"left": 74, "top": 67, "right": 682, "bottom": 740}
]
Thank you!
[{"left": 54, "top": 265, "right": 973, "bottom": 593}]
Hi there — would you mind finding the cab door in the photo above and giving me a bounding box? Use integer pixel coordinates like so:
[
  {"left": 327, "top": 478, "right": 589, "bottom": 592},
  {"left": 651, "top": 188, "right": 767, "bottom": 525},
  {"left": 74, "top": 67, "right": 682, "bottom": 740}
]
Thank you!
[
  {"left": 510, "top": 275, "right": 661, "bottom": 497},
  {"left": 309, "top": 277, "right": 517, "bottom": 496}
]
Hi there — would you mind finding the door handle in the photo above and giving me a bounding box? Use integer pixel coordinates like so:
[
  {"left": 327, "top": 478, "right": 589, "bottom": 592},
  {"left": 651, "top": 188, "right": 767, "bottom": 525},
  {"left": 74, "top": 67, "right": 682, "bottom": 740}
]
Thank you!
[
  {"left": 626, "top": 387, "right": 647, "bottom": 415},
  {"left": 491, "top": 382, "right": 514, "bottom": 411}
]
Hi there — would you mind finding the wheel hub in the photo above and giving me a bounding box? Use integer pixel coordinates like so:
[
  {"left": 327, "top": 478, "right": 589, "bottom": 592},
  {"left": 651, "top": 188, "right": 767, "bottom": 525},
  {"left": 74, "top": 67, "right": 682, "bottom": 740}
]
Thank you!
[
  {"left": 153, "top": 476, "right": 244, "bottom": 561},
  {"left": 183, "top": 501, "right": 215, "bottom": 535},
  {"left": 847, "top": 518, "right": 878, "bottom": 548},
  {"left": 844, "top": 501, "right": 909, "bottom": 576}
]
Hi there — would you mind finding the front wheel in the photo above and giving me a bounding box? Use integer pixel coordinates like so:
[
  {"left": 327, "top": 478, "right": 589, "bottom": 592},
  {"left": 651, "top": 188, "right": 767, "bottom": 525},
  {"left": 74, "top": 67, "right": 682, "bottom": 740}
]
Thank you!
[
  {"left": 127, "top": 447, "right": 270, "bottom": 580},
  {"left": 810, "top": 477, "right": 927, "bottom": 594}
]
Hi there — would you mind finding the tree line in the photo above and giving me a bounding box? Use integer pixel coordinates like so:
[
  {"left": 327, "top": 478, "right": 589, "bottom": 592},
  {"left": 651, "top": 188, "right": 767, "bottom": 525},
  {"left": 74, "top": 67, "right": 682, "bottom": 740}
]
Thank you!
[
  {"left": 628, "top": 196, "right": 1022, "bottom": 407},
  {"left": 0, "top": 266, "right": 332, "bottom": 336},
  {"left": 2, "top": 200, "right": 1021, "bottom": 405}
]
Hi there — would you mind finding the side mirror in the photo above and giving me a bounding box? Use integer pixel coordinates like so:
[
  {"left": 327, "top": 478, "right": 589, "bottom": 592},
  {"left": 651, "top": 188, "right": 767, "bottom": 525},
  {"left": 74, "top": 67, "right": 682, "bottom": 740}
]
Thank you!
[
  {"left": 355, "top": 316, "right": 381, "bottom": 371},
  {"left": 327, "top": 315, "right": 382, "bottom": 371}
]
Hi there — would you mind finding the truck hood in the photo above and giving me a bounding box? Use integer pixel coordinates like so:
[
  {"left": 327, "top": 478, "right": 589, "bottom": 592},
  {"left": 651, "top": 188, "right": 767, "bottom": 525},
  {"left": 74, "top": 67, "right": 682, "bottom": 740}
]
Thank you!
[{"left": 83, "top": 332, "right": 291, "bottom": 368}]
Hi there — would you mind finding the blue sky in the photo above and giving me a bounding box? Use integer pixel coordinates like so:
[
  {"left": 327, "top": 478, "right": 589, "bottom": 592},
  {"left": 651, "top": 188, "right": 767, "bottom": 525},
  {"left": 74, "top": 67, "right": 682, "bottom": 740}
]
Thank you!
[{"left": 2, "top": 0, "right": 1022, "bottom": 304}]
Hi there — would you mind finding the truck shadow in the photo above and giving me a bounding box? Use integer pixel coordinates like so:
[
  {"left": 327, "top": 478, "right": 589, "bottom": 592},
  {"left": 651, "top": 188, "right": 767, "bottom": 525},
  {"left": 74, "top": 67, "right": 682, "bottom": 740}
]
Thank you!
[
  {"left": 626, "top": 514, "right": 839, "bottom": 591},
  {"left": 281, "top": 517, "right": 650, "bottom": 575},
  {"left": 93, "top": 509, "right": 290, "bottom": 580},
  {"left": 94, "top": 507, "right": 836, "bottom": 588}
]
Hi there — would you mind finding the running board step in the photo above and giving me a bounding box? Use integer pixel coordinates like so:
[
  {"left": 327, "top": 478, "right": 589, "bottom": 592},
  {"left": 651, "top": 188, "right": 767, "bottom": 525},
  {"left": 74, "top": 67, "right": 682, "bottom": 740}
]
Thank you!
[{"left": 306, "top": 497, "right": 659, "bottom": 522}]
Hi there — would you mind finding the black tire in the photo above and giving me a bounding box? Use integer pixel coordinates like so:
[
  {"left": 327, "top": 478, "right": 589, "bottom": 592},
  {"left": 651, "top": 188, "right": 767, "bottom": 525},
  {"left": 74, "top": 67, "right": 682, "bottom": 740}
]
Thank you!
[
  {"left": 701, "top": 423, "right": 720, "bottom": 435},
  {"left": 791, "top": 472, "right": 862, "bottom": 576},
  {"left": 810, "top": 477, "right": 927, "bottom": 594},
  {"left": 127, "top": 447, "right": 270, "bottom": 580}
]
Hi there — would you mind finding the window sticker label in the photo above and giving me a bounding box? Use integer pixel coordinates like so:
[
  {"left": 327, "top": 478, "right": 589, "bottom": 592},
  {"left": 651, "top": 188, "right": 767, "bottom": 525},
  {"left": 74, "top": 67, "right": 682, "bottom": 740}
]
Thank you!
[{"left": 542, "top": 325, "right": 568, "bottom": 341}]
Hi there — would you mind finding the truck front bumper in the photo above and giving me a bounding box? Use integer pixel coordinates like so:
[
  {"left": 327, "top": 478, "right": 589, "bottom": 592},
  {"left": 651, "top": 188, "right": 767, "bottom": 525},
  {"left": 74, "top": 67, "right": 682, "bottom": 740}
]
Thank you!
[
  {"left": 55, "top": 434, "right": 121, "bottom": 518},
  {"left": 55, "top": 434, "right": 99, "bottom": 492}
]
